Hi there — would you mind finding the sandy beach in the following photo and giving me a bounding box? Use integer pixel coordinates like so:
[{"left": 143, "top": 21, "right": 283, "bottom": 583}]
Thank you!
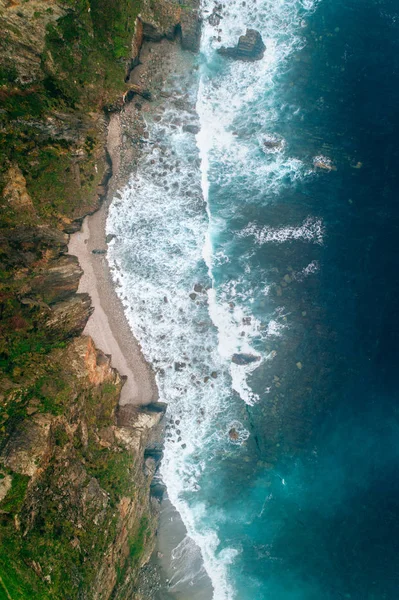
[
  {"left": 68, "top": 37, "right": 185, "bottom": 406},
  {"left": 68, "top": 109, "right": 157, "bottom": 406}
]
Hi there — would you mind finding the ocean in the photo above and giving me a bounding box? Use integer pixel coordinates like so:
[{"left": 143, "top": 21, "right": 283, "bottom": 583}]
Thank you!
[{"left": 106, "top": 0, "right": 399, "bottom": 598}]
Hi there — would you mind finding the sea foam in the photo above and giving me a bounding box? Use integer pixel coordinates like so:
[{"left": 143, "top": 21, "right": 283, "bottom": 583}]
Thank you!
[
  {"left": 196, "top": 0, "right": 321, "bottom": 412},
  {"left": 106, "top": 0, "right": 321, "bottom": 598}
]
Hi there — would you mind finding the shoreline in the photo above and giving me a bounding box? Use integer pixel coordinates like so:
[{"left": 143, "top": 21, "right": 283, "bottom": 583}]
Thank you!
[
  {"left": 68, "top": 111, "right": 157, "bottom": 406},
  {"left": 70, "top": 37, "right": 213, "bottom": 599}
]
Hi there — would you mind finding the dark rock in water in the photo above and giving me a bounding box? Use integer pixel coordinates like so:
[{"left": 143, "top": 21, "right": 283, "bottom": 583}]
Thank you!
[
  {"left": 105, "top": 234, "right": 115, "bottom": 243},
  {"left": 144, "top": 447, "right": 163, "bottom": 464},
  {"left": 189, "top": 292, "right": 197, "bottom": 300},
  {"left": 124, "top": 85, "right": 152, "bottom": 103},
  {"left": 232, "top": 353, "right": 260, "bottom": 365},
  {"left": 209, "top": 9, "right": 222, "bottom": 27},
  {"left": 194, "top": 283, "right": 204, "bottom": 293},
  {"left": 183, "top": 123, "right": 200, "bottom": 134},
  {"left": 229, "top": 427, "right": 240, "bottom": 441},
  {"left": 218, "top": 29, "right": 266, "bottom": 62},
  {"left": 174, "top": 362, "right": 186, "bottom": 371},
  {"left": 92, "top": 248, "right": 106, "bottom": 255},
  {"left": 262, "top": 135, "right": 284, "bottom": 151}
]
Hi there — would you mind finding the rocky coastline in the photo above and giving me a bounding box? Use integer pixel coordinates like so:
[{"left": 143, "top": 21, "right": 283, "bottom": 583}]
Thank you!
[{"left": 0, "top": 1, "right": 201, "bottom": 598}]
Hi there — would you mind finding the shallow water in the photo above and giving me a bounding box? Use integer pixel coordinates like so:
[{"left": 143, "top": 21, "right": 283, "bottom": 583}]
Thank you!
[{"left": 107, "top": 1, "right": 399, "bottom": 598}]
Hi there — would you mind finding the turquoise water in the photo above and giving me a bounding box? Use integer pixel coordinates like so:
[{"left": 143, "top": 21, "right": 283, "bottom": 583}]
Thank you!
[{"left": 107, "top": 1, "right": 399, "bottom": 598}]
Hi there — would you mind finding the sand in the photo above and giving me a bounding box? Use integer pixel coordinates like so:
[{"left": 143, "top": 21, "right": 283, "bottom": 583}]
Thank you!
[{"left": 68, "top": 110, "right": 157, "bottom": 406}]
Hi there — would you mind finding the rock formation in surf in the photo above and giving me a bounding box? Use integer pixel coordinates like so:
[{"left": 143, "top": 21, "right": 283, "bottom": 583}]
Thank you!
[{"left": 218, "top": 28, "right": 266, "bottom": 61}]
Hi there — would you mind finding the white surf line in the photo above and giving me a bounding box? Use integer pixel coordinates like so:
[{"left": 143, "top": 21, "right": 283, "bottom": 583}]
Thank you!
[{"left": 239, "top": 217, "right": 325, "bottom": 245}]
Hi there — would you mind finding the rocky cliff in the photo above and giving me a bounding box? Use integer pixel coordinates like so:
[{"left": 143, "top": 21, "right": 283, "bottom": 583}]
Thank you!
[{"left": 0, "top": 0, "right": 200, "bottom": 598}]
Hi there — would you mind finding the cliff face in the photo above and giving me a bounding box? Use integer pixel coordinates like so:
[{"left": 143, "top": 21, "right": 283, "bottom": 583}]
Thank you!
[
  {"left": 0, "top": 0, "right": 200, "bottom": 598},
  {"left": 0, "top": 334, "right": 166, "bottom": 599}
]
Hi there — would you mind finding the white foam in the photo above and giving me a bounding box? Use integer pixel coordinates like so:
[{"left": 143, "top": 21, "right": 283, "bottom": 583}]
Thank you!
[
  {"left": 106, "top": 0, "right": 322, "bottom": 597},
  {"left": 196, "top": 0, "right": 322, "bottom": 415},
  {"left": 239, "top": 216, "right": 325, "bottom": 245},
  {"left": 168, "top": 535, "right": 210, "bottom": 593},
  {"left": 107, "top": 60, "right": 240, "bottom": 599}
]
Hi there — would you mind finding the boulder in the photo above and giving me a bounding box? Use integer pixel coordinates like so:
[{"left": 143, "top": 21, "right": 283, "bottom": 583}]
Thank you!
[
  {"left": 229, "top": 427, "right": 239, "bottom": 441},
  {"left": 232, "top": 353, "right": 260, "bottom": 365},
  {"left": 183, "top": 123, "right": 200, "bottom": 134},
  {"left": 218, "top": 29, "right": 266, "bottom": 62},
  {"left": 45, "top": 293, "right": 93, "bottom": 337},
  {"left": 208, "top": 8, "right": 222, "bottom": 27},
  {"left": 262, "top": 135, "right": 284, "bottom": 152}
]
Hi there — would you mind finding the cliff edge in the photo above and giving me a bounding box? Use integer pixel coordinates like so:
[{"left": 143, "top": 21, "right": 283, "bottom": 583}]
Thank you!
[{"left": 0, "top": 0, "right": 200, "bottom": 598}]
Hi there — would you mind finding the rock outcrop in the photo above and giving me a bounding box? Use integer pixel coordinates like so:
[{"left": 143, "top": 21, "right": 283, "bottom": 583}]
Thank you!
[
  {"left": 218, "top": 29, "right": 266, "bottom": 61},
  {"left": 0, "top": 336, "right": 165, "bottom": 599},
  {"left": 3, "top": 165, "right": 36, "bottom": 215},
  {"left": 232, "top": 353, "right": 261, "bottom": 365},
  {"left": 124, "top": 0, "right": 202, "bottom": 84},
  {"left": 0, "top": 0, "right": 66, "bottom": 84}
]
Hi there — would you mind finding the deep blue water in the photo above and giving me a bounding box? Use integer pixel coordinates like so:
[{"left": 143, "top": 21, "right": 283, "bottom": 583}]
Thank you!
[
  {"left": 107, "top": 0, "right": 399, "bottom": 597},
  {"left": 200, "top": 0, "right": 399, "bottom": 598}
]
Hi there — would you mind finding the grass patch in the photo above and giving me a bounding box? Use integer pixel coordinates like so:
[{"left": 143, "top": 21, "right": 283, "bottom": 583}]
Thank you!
[
  {"left": 0, "top": 473, "right": 30, "bottom": 514},
  {"left": 84, "top": 444, "right": 134, "bottom": 506},
  {"left": 129, "top": 515, "right": 149, "bottom": 563}
]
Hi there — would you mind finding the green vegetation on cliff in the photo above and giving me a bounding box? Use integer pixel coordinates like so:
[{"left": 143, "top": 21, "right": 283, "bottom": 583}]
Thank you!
[
  {"left": 0, "top": 0, "right": 200, "bottom": 594},
  {"left": 0, "top": 0, "right": 173, "bottom": 598},
  {"left": 0, "top": 0, "right": 144, "bottom": 230},
  {"left": 0, "top": 336, "right": 158, "bottom": 600}
]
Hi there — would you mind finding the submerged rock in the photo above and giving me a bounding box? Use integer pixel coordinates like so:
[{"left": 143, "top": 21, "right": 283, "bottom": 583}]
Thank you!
[
  {"left": 313, "top": 155, "right": 336, "bottom": 171},
  {"left": 229, "top": 427, "right": 240, "bottom": 441},
  {"left": 208, "top": 6, "right": 223, "bottom": 27},
  {"left": 232, "top": 353, "right": 261, "bottom": 365},
  {"left": 261, "top": 135, "right": 285, "bottom": 152},
  {"left": 183, "top": 123, "right": 200, "bottom": 134},
  {"left": 218, "top": 29, "right": 266, "bottom": 62}
]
